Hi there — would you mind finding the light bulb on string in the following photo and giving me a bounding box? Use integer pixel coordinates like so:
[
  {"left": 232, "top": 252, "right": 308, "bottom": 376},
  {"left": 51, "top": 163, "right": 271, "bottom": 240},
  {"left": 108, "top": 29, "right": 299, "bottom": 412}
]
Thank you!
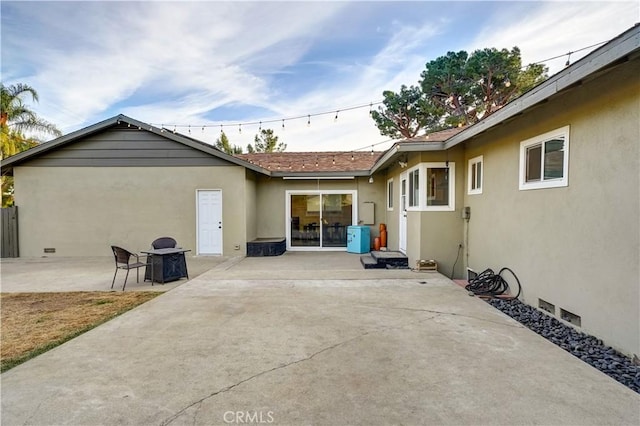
[
  {"left": 220, "top": 125, "right": 223, "bottom": 134},
  {"left": 334, "top": 110, "right": 339, "bottom": 122},
  {"left": 332, "top": 156, "right": 336, "bottom": 165},
  {"left": 371, "top": 145, "right": 374, "bottom": 156},
  {"left": 369, "top": 103, "right": 373, "bottom": 115},
  {"left": 173, "top": 125, "right": 176, "bottom": 133},
  {"left": 127, "top": 123, "right": 131, "bottom": 128},
  {"left": 282, "top": 119, "right": 285, "bottom": 130},
  {"left": 188, "top": 125, "right": 191, "bottom": 135},
  {"left": 258, "top": 121, "right": 262, "bottom": 132},
  {"left": 504, "top": 77, "right": 511, "bottom": 87},
  {"left": 351, "top": 153, "right": 354, "bottom": 161},
  {"left": 202, "top": 125, "right": 205, "bottom": 134},
  {"left": 307, "top": 115, "right": 311, "bottom": 127},
  {"left": 238, "top": 124, "right": 242, "bottom": 134}
]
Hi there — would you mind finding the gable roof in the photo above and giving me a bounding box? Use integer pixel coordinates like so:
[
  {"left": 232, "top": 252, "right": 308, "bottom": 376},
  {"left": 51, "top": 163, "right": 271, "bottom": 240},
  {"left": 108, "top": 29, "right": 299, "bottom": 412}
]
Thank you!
[
  {"left": 237, "top": 151, "right": 383, "bottom": 176},
  {"left": 0, "top": 114, "right": 268, "bottom": 176}
]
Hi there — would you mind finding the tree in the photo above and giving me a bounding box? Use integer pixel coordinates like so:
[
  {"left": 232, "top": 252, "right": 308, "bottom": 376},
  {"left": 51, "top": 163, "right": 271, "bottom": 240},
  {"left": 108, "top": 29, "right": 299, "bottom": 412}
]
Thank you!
[
  {"left": 370, "top": 85, "right": 443, "bottom": 139},
  {"left": 371, "top": 47, "right": 548, "bottom": 137},
  {"left": 247, "top": 129, "right": 286, "bottom": 153},
  {"left": 420, "top": 47, "right": 547, "bottom": 126},
  {"left": 1, "top": 83, "right": 61, "bottom": 206},
  {"left": 214, "top": 131, "right": 243, "bottom": 155},
  {"left": 1, "top": 83, "right": 61, "bottom": 140}
]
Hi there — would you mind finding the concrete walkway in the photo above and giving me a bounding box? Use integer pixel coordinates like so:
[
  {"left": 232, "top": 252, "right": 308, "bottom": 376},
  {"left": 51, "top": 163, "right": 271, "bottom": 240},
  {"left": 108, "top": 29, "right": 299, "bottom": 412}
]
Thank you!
[{"left": 1, "top": 252, "right": 639, "bottom": 425}]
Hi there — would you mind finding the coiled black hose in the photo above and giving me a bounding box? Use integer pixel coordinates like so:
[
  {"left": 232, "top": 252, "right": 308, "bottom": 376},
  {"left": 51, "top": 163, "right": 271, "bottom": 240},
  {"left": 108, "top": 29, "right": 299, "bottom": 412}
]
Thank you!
[{"left": 465, "top": 267, "right": 522, "bottom": 299}]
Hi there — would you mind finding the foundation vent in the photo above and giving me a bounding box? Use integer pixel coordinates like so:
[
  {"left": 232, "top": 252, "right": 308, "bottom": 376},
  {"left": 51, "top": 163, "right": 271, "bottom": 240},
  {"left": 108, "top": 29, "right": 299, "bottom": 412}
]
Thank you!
[
  {"left": 560, "top": 308, "right": 581, "bottom": 327},
  {"left": 43, "top": 248, "right": 56, "bottom": 254},
  {"left": 538, "top": 298, "right": 555, "bottom": 315}
]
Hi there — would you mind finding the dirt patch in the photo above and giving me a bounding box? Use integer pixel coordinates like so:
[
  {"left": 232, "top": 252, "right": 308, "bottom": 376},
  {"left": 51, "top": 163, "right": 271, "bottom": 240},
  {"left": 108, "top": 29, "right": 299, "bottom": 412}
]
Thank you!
[{"left": 1, "top": 291, "right": 161, "bottom": 372}]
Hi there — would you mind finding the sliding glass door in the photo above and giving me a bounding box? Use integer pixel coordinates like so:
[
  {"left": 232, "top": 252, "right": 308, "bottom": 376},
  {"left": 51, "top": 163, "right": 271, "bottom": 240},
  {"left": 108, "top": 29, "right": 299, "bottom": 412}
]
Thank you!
[{"left": 288, "top": 191, "right": 355, "bottom": 250}]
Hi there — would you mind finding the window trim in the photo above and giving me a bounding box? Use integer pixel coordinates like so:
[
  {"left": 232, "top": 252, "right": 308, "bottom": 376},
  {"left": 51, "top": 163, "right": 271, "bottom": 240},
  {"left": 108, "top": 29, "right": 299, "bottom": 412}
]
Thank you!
[
  {"left": 386, "top": 178, "right": 394, "bottom": 211},
  {"left": 519, "top": 126, "right": 570, "bottom": 190},
  {"left": 405, "top": 162, "right": 456, "bottom": 212},
  {"left": 408, "top": 166, "right": 420, "bottom": 208},
  {"left": 467, "top": 155, "right": 483, "bottom": 195}
]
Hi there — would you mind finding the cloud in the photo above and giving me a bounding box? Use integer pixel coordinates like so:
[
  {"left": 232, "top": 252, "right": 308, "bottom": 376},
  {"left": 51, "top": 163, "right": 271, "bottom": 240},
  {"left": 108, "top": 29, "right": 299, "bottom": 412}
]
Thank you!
[
  {"left": 3, "top": 1, "right": 637, "bottom": 152},
  {"left": 467, "top": 1, "right": 639, "bottom": 75}
]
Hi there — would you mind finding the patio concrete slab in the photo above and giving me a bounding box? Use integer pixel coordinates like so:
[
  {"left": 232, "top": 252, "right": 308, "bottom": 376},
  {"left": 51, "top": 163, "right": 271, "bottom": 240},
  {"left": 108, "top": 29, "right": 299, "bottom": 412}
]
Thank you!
[
  {"left": 0, "top": 255, "right": 229, "bottom": 292},
  {"left": 1, "top": 253, "right": 638, "bottom": 425}
]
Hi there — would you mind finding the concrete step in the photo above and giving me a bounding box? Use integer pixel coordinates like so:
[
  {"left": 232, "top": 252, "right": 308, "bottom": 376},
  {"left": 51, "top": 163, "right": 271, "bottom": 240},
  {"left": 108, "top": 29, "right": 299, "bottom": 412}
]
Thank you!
[
  {"left": 370, "top": 250, "right": 409, "bottom": 269},
  {"left": 360, "top": 251, "right": 409, "bottom": 269},
  {"left": 360, "top": 255, "right": 385, "bottom": 269}
]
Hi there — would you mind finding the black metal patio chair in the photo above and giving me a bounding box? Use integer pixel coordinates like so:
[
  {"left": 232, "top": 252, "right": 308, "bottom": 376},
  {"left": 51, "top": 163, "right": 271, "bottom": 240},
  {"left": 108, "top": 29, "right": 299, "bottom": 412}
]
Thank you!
[
  {"left": 151, "top": 237, "right": 178, "bottom": 249},
  {"left": 110, "top": 245, "right": 151, "bottom": 291}
]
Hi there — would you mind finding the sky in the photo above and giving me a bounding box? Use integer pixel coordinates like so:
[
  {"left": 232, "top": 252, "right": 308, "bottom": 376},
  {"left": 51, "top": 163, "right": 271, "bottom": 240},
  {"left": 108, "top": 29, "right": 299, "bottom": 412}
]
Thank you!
[{"left": 2, "top": 1, "right": 638, "bottom": 152}]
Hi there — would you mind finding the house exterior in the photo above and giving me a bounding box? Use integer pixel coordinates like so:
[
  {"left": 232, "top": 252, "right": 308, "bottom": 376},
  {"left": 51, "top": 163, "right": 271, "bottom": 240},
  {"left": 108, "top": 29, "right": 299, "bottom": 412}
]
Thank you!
[
  {"left": 372, "top": 24, "right": 639, "bottom": 357},
  {"left": 0, "top": 117, "right": 385, "bottom": 258},
  {"left": 1, "top": 24, "right": 638, "bottom": 356}
]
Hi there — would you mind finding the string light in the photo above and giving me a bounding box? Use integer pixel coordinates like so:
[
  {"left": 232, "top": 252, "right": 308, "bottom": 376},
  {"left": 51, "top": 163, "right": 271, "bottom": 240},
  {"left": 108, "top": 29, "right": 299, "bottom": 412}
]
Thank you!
[
  {"left": 145, "top": 39, "right": 607, "bottom": 134},
  {"left": 238, "top": 124, "right": 242, "bottom": 134}
]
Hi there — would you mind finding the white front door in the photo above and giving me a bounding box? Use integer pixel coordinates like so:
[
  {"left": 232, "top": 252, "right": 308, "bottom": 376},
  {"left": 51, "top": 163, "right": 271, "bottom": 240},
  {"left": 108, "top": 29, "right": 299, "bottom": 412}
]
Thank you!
[
  {"left": 197, "top": 190, "right": 223, "bottom": 255},
  {"left": 399, "top": 173, "right": 407, "bottom": 253}
]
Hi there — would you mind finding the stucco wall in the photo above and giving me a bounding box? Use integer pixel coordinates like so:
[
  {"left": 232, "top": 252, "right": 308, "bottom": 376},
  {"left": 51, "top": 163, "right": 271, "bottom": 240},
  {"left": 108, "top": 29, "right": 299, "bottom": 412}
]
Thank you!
[
  {"left": 14, "top": 166, "right": 248, "bottom": 257},
  {"left": 383, "top": 147, "right": 465, "bottom": 275},
  {"left": 254, "top": 176, "right": 386, "bottom": 247},
  {"left": 462, "top": 58, "right": 639, "bottom": 356},
  {"left": 245, "top": 170, "right": 257, "bottom": 242}
]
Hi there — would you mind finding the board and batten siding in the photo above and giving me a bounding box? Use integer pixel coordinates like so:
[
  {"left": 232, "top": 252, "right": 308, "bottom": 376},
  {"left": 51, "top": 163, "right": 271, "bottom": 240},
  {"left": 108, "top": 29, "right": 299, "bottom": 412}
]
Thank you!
[{"left": 21, "top": 125, "right": 230, "bottom": 167}]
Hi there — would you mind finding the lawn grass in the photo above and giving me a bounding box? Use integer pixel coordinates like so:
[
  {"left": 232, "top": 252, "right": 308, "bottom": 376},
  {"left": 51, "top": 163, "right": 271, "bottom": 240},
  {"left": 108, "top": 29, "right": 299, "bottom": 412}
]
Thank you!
[{"left": 1, "top": 291, "right": 161, "bottom": 372}]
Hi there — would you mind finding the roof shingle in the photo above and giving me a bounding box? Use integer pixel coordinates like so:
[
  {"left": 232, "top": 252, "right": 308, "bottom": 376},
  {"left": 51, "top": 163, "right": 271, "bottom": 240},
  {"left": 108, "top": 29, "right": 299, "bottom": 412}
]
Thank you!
[{"left": 236, "top": 151, "right": 383, "bottom": 173}]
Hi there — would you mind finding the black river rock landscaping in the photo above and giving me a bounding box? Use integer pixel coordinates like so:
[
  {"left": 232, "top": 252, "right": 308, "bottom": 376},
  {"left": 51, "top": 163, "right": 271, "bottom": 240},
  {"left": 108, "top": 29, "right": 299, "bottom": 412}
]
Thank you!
[{"left": 487, "top": 298, "right": 640, "bottom": 394}]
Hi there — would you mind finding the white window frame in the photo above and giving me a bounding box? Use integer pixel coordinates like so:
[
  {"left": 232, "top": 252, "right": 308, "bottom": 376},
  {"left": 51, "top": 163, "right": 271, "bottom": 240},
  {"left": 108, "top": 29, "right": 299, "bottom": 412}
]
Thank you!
[
  {"left": 519, "top": 126, "right": 570, "bottom": 190},
  {"left": 386, "top": 178, "right": 394, "bottom": 211},
  {"left": 468, "top": 155, "right": 483, "bottom": 195},
  {"left": 405, "top": 162, "right": 456, "bottom": 212},
  {"left": 408, "top": 166, "right": 420, "bottom": 208}
]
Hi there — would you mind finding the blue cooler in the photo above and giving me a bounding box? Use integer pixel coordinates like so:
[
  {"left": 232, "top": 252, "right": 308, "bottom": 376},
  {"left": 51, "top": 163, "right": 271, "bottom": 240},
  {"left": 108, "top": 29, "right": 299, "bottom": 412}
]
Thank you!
[{"left": 347, "top": 226, "right": 370, "bottom": 254}]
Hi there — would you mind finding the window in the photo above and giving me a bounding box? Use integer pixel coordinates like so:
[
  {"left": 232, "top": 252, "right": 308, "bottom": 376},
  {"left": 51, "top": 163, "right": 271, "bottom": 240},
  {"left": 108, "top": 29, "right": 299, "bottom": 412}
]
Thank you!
[
  {"left": 408, "top": 168, "right": 419, "bottom": 207},
  {"left": 387, "top": 178, "right": 394, "bottom": 210},
  {"left": 519, "top": 126, "right": 569, "bottom": 190},
  {"left": 406, "top": 162, "right": 455, "bottom": 211},
  {"left": 426, "top": 163, "right": 454, "bottom": 210},
  {"left": 468, "top": 156, "right": 483, "bottom": 195}
]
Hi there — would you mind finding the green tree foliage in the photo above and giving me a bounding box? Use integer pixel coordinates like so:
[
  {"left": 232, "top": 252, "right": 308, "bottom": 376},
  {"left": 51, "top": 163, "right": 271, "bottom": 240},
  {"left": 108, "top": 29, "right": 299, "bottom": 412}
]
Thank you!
[
  {"left": 247, "top": 129, "right": 286, "bottom": 153},
  {"left": 372, "top": 47, "right": 548, "bottom": 137},
  {"left": 1, "top": 83, "right": 61, "bottom": 142},
  {"left": 421, "top": 47, "right": 547, "bottom": 126},
  {"left": 214, "top": 131, "right": 243, "bottom": 155},
  {"left": 1, "top": 83, "right": 61, "bottom": 206},
  {"left": 370, "top": 85, "right": 443, "bottom": 139}
]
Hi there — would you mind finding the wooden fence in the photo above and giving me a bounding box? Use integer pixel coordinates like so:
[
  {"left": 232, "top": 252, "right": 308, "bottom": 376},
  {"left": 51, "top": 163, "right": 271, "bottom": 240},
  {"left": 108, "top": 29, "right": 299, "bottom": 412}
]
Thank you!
[{"left": 1, "top": 206, "right": 19, "bottom": 258}]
